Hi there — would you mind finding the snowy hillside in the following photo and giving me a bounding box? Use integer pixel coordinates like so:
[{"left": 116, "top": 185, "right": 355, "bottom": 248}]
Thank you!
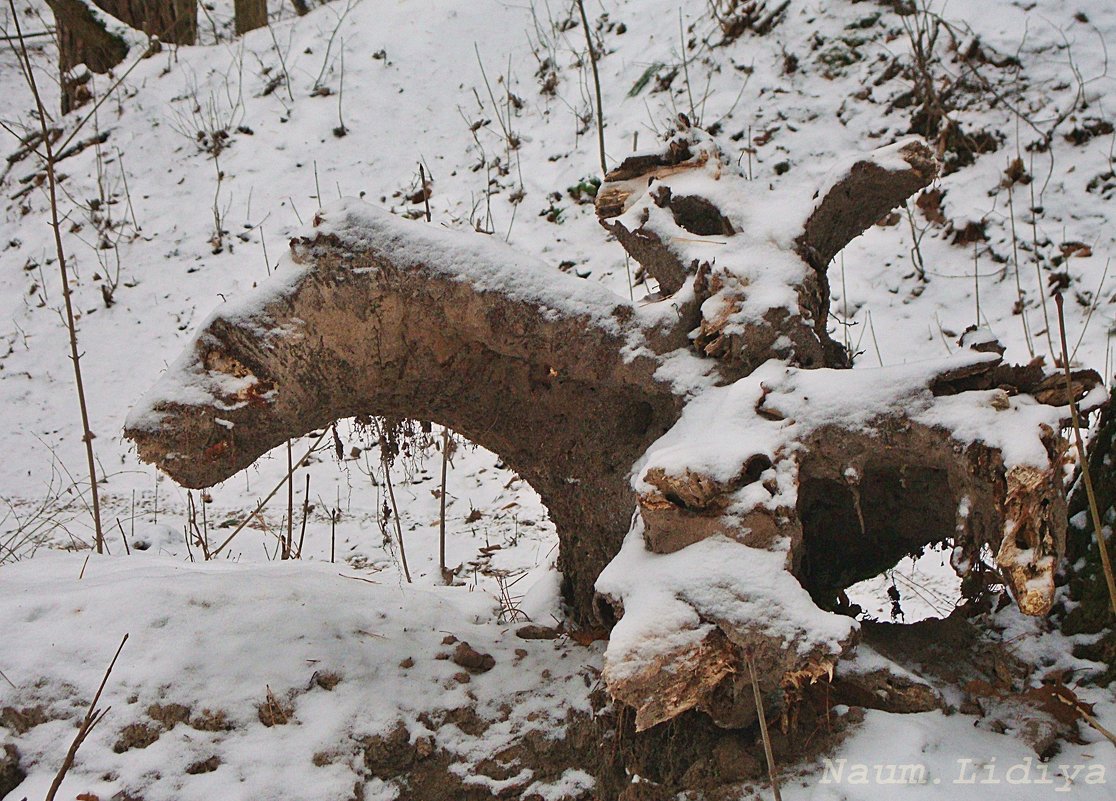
[{"left": 1, "top": 0, "right": 1114, "bottom": 799}]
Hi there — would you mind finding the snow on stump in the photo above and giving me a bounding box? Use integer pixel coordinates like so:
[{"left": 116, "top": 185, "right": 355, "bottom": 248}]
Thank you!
[{"left": 125, "top": 125, "right": 1103, "bottom": 732}]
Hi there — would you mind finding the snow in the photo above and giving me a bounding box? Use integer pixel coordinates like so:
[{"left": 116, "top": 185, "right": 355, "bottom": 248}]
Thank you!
[
  {"left": 597, "top": 524, "right": 856, "bottom": 683},
  {"left": 633, "top": 349, "right": 1067, "bottom": 511},
  {"left": 632, "top": 361, "right": 788, "bottom": 490},
  {"left": 786, "top": 709, "right": 1110, "bottom": 799},
  {"left": 0, "top": 552, "right": 598, "bottom": 801},
  {"left": 312, "top": 199, "right": 631, "bottom": 331},
  {"left": 2, "top": 0, "right": 1116, "bottom": 797}
]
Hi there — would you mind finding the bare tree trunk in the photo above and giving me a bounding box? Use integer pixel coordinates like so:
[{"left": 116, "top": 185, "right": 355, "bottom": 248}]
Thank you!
[
  {"left": 46, "top": 0, "right": 129, "bottom": 113},
  {"left": 95, "top": 0, "right": 196, "bottom": 43},
  {"left": 234, "top": 0, "right": 267, "bottom": 35},
  {"left": 48, "top": 0, "right": 196, "bottom": 113}
]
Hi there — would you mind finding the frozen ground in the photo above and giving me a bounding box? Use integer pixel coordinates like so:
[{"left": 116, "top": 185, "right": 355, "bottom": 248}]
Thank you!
[{"left": 1, "top": 0, "right": 1115, "bottom": 798}]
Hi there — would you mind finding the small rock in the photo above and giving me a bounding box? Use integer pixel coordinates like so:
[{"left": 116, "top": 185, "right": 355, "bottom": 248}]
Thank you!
[
  {"left": 515, "top": 624, "right": 559, "bottom": 640},
  {"left": 452, "top": 641, "right": 495, "bottom": 673},
  {"left": 1019, "top": 716, "right": 1061, "bottom": 758},
  {"left": 414, "top": 735, "right": 435, "bottom": 759},
  {"left": 441, "top": 634, "right": 459, "bottom": 645},
  {"left": 959, "top": 698, "right": 983, "bottom": 716},
  {"left": 399, "top": 657, "right": 414, "bottom": 669},
  {"left": 313, "top": 671, "right": 342, "bottom": 691},
  {"left": 185, "top": 755, "right": 221, "bottom": 774},
  {"left": 454, "top": 671, "right": 472, "bottom": 684}
]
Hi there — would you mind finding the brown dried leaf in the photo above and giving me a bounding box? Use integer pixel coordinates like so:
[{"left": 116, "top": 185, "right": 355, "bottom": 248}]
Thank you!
[{"left": 1022, "top": 682, "right": 1094, "bottom": 728}]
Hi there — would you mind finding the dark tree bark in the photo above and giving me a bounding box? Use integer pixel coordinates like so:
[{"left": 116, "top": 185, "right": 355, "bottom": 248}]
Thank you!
[
  {"left": 47, "top": 0, "right": 129, "bottom": 113},
  {"left": 234, "top": 0, "right": 267, "bottom": 35},
  {"left": 48, "top": 0, "right": 196, "bottom": 113},
  {"left": 95, "top": 0, "right": 196, "bottom": 43}
]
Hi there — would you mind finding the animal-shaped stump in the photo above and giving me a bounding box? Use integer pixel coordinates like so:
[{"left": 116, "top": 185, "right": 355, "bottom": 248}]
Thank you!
[{"left": 126, "top": 126, "right": 1101, "bottom": 730}]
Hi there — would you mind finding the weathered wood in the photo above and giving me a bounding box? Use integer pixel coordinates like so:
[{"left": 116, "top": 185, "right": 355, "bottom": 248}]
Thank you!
[
  {"left": 126, "top": 206, "right": 683, "bottom": 622},
  {"left": 126, "top": 128, "right": 1093, "bottom": 732}
]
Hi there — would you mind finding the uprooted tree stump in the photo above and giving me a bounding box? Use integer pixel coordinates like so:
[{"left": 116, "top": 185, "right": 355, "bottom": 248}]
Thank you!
[{"left": 125, "top": 125, "right": 1103, "bottom": 734}]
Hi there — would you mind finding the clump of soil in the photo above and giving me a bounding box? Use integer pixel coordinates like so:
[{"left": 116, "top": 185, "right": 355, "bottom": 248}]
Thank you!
[
  {"left": 451, "top": 642, "right": 496, "bottom": 673},
  {"left": 0, "top": 705, "right": 50, "bottom": 735},
  {"left": 114, "top": 721, "right": 162, "bottom": 753},
  {"left": 190, "top": 708, "right": 234, "bottom": 732},
  {"left": 186, "top": 755, "right": 221, "bottom": 774},
  {"left": 258, "top": 686, "right": 295, "bottom": 727},
  {"left": 313, "top": 671, "right": 343, "bottom": 691},
  {"left": 147, "top": 702, "right": 191, "bottom": 728},
  {"left": 114, "top": 700, "right": 225, "bottom": 752}
]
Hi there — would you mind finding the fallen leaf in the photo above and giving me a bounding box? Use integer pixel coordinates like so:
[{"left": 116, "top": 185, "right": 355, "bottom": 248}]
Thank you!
[{"left": 1022, "top": 682, "right": 1094, "bottom": 728}]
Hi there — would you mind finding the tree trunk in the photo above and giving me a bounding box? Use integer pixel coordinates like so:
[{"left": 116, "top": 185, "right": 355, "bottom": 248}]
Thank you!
[
  {"left": 234, "top": 0, "right": 267, "bottom": 35},
  {"left": 48, "top": 0, "right": 196, "bottom": 113},
  {"left": 125, "top": 127, "right": 1096, "bottom": 732},
  {"left": 94, "top": 0, "right": 196, "bottom": 43},
  {"left": 47, "top": 0, "right": 130, "bottom": 113}
]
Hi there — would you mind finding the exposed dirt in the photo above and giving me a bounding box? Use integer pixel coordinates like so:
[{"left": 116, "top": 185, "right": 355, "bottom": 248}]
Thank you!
[
  {"left": 113, "top": 721, "right": 162, "bottom": 753},
  {"left": 0, "top": 705, "right": 50, "bottom": 735},
  {"left": 357, "top": 688, "right": 855, "bottom": 801},
  {"left": 860, "top": 611, "right": 1082, "bottom": 758},
  {"left": 1060, "top": 396, "right": 1116, "bottom": 688}
]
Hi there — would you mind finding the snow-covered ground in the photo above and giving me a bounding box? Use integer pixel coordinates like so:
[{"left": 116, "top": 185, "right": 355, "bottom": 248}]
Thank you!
[{"left": 1, "top": 0, "right": 1115, "bottom": 798}]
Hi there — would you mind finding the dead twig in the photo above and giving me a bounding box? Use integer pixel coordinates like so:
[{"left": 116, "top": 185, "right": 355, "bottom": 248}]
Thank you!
[
  {"left": 575, "top": 0, "right": 606, "bottom": 174},
  {"left": 5, "top": 1, "right": 105, "bottom": 553},
  {"left": 747, "top": 653, "right": 783, "bottom": 801},
  {"left": 296, "top": 472, "right": 310, "bottom": 558},
  {"left": 381, "top": 454, "right": 412, "bottom": 583},
  {"left": 210, "top": 430, "right": 329, "bottom": 557},
  {"left": 44, "top": 633, "right": 128, "bottom": 801},
  {"left": 1055, "top": 293, "right": 1116, "bottom": 617},
  {"left": 438, "top": 427, "right": 450, "bottom": 583}
]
